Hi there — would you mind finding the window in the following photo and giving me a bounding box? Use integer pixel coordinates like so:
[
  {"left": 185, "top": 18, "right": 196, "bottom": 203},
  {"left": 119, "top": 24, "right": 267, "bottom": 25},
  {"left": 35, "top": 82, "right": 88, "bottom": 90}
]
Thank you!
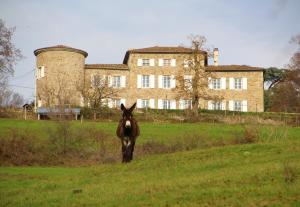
[
  {"left": 112, "top": 76, "right": 121, "bottom": 88},
  {"left": 162, "top": 75, "right": 171, "bottom": 88},
  {"left": 234, "top": 78, "right": 242, "bottom": 89},
  {"left": 182, "top": 100, "right": 192, "bottom": 109},
  {"left": 163, "top": 100, "right": 171, "bottom": 109},
  {"left": 37, "top": 99, "right": 42, "bottom": 107},
  {"left": 141, "top": 99, "right": 149, "bottom": 108},
  {"left": 142, "top": 75, "right": 150, "bottom": 88},
  {"left": 112, "top": 99, "right": 121, "bottom": 108},
  {"left": 163, "top": 59, "right": 171, "bottom": 66},
  {"left": 184, "top": 75, "right": 192, "bottom": 89},
  {"left": 184, "top": 59, "right": 193, "bottom": 68},
  {"left": 212, "top": 101, "right": 222, "bottom": 110},
  {"left": 234, "top": 101, "right": 242, "bottom": 111},
  {"left": 91, "top": 75, "right": 104, "bottom": 87},
  {"left": 142, "top": 59, "right": 150, "bottom": 66},
  {"left": 212, "top": 78, "right": 221, "bottom": 89},
  {"left": 37, "top": 66, "right": 45, "bottom": 79}
]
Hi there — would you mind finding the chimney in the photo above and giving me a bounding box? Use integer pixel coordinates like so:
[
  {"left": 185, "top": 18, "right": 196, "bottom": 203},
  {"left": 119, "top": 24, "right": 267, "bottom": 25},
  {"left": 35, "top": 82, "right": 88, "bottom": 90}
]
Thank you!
[{"left": 213, "top": 48, "right": 219, "bottom": 66}]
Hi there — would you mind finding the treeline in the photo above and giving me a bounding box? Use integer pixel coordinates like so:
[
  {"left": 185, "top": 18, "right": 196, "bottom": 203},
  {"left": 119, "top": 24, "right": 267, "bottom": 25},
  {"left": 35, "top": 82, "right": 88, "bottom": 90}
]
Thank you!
[{"left": 264, "top": 34, "right": 300, "bottom": 112}]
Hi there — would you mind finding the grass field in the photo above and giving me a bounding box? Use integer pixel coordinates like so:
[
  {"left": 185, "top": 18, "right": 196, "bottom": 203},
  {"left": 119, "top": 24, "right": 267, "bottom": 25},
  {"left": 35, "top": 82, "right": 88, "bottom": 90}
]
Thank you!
[{"left": 0, "top": 119, "right": 300, "bottom": 206}]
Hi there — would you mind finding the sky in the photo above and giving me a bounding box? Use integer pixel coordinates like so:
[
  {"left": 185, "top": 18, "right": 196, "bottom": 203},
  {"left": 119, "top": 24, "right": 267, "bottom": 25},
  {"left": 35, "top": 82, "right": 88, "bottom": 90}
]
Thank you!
[{"left": 0, "top": 0, "right": 300, "bottom": 101}]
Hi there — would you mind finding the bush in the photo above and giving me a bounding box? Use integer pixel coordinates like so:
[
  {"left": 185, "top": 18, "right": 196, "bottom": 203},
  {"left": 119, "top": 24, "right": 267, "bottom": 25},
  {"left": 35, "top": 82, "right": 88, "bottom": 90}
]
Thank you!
[
  {"left": 0, "top": 122, "right": 120, "bottom": 166},
  {"left": 233, "top": 124, "right": 261, "bottom": 144},
  {"left": 0, "top": 128, "right": 43, "bottom": 165}
]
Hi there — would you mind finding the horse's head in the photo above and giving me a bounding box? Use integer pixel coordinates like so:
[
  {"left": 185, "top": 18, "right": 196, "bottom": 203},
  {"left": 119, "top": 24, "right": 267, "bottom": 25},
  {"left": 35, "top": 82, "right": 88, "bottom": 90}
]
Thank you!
[{"left": 120, "top": 103, "right": 136, "bottom": 129}]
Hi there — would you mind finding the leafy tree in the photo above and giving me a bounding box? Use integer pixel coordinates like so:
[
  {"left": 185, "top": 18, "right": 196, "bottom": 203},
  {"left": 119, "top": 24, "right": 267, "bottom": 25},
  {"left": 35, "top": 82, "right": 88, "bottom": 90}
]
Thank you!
[
  {"left": 268, "top": 34, "right": 300, "bottom": 112},
  {"left": 263, "top": 67, "right": 286, "bottom": 89}
]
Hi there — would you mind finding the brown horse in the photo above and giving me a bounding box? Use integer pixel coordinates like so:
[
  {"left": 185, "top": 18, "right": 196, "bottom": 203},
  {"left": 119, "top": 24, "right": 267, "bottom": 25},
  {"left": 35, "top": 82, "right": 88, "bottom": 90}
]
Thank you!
[{"left": 116, "top": 103, "right": 140, "bottom": 163}]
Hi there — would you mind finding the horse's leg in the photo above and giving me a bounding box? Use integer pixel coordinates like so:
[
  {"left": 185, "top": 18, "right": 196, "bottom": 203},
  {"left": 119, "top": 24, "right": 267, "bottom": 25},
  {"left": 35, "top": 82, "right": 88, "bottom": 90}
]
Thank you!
[
  {"left": 121, "top": 141, "right": 126, "bottom": 163},
  {"left": 129, "top": 140, "right": 136, "bottom": 161}
]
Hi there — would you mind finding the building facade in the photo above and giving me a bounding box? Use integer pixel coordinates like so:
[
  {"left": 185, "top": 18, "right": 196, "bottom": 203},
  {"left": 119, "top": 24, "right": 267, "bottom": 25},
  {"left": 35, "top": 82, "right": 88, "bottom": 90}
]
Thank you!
[{"left": 34, "top": 45, "right": 264, "bottom": 112}]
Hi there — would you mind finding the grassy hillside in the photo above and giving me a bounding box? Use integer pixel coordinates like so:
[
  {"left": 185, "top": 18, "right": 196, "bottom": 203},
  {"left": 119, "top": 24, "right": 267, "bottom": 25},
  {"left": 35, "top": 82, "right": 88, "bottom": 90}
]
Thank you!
[
  {"left": 0, "top": 142, "right": 299, "bottom": 206},
  {"left": 0, "top": 119, "right": 299, "bottom": 206}
]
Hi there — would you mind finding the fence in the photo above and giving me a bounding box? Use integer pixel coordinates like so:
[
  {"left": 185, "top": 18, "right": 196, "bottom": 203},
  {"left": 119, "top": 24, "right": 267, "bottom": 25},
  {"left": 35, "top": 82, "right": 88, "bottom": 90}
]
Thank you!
[{"left": 1, "top": 107, "right": 300, "bottom": 127}]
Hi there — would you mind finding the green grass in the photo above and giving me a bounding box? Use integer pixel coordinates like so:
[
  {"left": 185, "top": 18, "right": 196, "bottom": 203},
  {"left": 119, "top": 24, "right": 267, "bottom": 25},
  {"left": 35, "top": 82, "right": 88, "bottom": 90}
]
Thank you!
[
  {"left": 1, "top": 118, "right": 300, "bottom": 143},
  {"left": 0, "top": 119, "right": 300, "bottom": 206}
]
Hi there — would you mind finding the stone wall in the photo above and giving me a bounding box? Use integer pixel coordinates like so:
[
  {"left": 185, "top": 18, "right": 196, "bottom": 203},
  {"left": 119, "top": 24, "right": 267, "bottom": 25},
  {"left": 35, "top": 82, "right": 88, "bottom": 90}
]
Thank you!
[
  {"left": 36, "top": 50, "right": 85, "bottom": 106},
  {"left": 35, "top": 47, "right": 264, "bottom": 112}
]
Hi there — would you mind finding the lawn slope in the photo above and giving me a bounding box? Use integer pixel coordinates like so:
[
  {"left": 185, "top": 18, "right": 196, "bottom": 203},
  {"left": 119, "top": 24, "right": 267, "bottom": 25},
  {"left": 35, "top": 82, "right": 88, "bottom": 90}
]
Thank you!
[{"left": 1, "top": 141, "right": 299, "bottom": 206}]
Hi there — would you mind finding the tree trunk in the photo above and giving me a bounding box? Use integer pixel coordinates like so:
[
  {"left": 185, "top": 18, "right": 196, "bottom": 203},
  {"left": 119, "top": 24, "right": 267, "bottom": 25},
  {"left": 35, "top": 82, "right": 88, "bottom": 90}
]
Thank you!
[{"left": 192, "top": 96, "right": 199, "bottom": 118}]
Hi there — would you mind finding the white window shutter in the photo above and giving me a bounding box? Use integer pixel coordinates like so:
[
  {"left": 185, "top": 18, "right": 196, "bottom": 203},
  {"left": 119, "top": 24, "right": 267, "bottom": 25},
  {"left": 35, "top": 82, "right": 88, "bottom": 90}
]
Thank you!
[
  {"left": 91, "top": 74, "right": 94, "bottom": 87},
  {"left": 171, "top": 59, "right": 176, "bottom": 67},
  {"left": 107, "top": 76, "right": 112, "bottom": 87},
  {"left": 222, "top": 101, "right": 226, "bottom": 110},
  {"left": 150, "top": 75, "right": 155, "bottom": 88},
  {"left": 242, "top": 100, "right": 248, "bottom": 112},
  {"left": 171, "top": 100, "right": 176, "bottom": 109},
  {"left": 158, "top": 75, "right": 162, "bottom": 88},
  {"left": 149, "top": 99, "right": 155, "bottom": 108},
  {"left": 229, "top": 78, "right": 234, "bottom": 89},
  {"left": 229, "top": 100, "right": 234, "bottom": 111},
  {"left": 108, "top": 99, "right": 113, "bottom": 108},
  {"left": 158, "top": 59, "right": 163, "bottom": 66},
  {"left": 221, "top": 77, "right": 226, "bottom": 89},
  {"left": 183, "top": 60, "right": 188, "bottom": 68},
  {"left": 179, "top": 100, "right": 184, "bottom": 109},
  {"left": 80, "top": 96, "right": 84, "bottom": 107},
  {"left": 137, "top": 75, "right": 141, "bottom": 88},
  {"left": 121, "top": 76, "right": 126, "bottom": 87},
  {"left": 208, "top": 100, "right": 213, "bottom": 110},
  {"left": 158, "top": 99, "right": 163, "bottom": 109},
  {"left": 120, "top": 99, "right": 126, "bottom": 106},
  {"left": 171, "top": 75, "right": 176, "bottom": 88},
  {"left": 242, "top": 77, "right": 247, "bottom": 90},
  {"left": 184, "top": 75, "right": 192, "bottom": 89},
  {"left": 137, "top": 59, "right": 142, "bottom": 66},
  {"left": 101, "top": 98, "right": 106, "bottom": 105},
  {"left": 150, "top": 59, "right": 155, "bottom": 66},
  {"left": 136, "top": 99, "right": 142, "bottom": 108},
  {"left": 208, "top": 77, "right": 212, "bottom": 89},
  {"left": 41, "top": 66, "right": 45, "bottom": 77}
]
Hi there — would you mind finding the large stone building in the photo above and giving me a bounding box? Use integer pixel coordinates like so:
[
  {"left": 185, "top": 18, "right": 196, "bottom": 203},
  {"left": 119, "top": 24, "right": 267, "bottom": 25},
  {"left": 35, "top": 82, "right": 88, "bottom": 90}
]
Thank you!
[{"left": 34, "top": 45, "right": 264, "bottom": 112}]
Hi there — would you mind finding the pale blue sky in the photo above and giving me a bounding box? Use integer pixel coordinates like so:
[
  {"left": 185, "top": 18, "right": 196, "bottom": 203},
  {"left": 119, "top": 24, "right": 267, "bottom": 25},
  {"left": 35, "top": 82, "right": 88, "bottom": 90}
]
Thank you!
[{"left": 0, "top": 0, "right": 299, "bottom": 101}]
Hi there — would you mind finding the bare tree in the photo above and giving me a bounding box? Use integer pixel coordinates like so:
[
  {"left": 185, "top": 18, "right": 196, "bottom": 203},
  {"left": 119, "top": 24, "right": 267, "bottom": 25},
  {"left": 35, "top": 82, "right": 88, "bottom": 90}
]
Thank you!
[
  {"left": 77, "top": 74, "right": 119, "bottom": 119},
  {"left": 0, "top": 87, "right": 24, "bottom": 108},
  {"left": 0, "top": 19, "right": 22, "bottom": 77},
  {"left": 175, "top": 35, "right": 221, "bottom": 116},
  {"left": 0, "top": 19, "right": 23, "bottom": 109}
]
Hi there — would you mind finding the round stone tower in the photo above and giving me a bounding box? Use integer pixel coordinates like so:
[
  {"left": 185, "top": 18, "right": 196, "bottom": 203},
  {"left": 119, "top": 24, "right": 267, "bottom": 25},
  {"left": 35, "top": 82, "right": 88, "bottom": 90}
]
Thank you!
[{"left": 34, "top": 45, "right": 88, "bottom": 108}]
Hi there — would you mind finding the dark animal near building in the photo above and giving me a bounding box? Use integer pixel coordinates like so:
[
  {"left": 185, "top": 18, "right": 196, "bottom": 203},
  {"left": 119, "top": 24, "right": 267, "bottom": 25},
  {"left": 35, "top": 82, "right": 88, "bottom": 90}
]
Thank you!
[{"left": 116, "top": 103, "right": 140, "bottom": 163}]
